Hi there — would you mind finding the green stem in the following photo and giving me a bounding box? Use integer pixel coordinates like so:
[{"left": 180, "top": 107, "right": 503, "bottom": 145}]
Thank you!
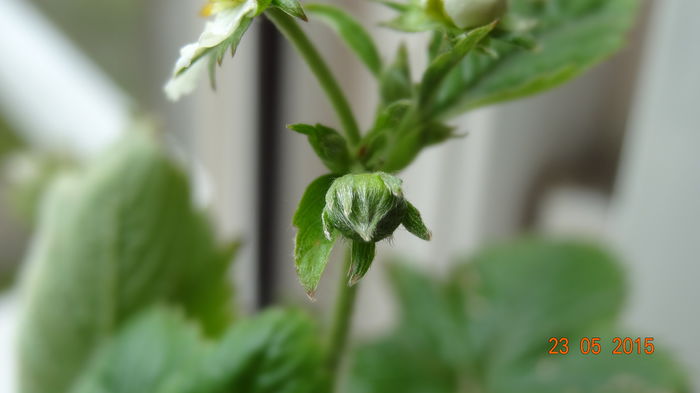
[
  {"left": 326, "top": 248, "right": 358, "bottom": 382},
  {"left": 265, "top": 8, "right": 362, "bottom": 146}
]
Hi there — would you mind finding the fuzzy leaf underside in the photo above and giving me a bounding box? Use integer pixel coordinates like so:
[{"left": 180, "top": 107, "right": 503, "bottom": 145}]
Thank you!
[{"left": 18, "top": 131, "right": 235, "bottom": 393}]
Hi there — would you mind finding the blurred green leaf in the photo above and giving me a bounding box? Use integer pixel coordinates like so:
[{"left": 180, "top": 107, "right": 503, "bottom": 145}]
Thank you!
[
  {"left": 348, "top": 239, "right": 689, "bottom": 393},
  {"left": 4, "top": 152, "right": 74, "bottom": 224},
  {"left": 289, "top": 124, "right": 352, "bottom": 174},
  {"left": 18, "top": 130, "right": 236, "bottom": 393},
  {"left": 434, "top": 0, "right": 640, "bottom": 117},
  {"left": 72, "top": 308, "right": 326, "bottom": 393},
  {"left": 70, "top": 308, "right": 209, "bottom": 393},
  {"left": 306, "top": 4, "right": 382, "bottom": 76},
  {"left": 293, "top": 174, "right": 338, "bottom": 298},
  {"left": 199, "top": 308, "right": 326, "bottom": 393}
]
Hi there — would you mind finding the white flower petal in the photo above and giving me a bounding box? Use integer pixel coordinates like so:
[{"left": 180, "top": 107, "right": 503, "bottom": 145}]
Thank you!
[
  {"left": 198, "top": 0, "right": 257, "bottom": 48},
  {"left": 164, "top": 59, "right": 208, "bottom": 101},
  {"left": 173, "top": 43, "right": 200, "bottom": 74},
  {"left": 165, "top": 0, "right": 258, "bottom": 100}
]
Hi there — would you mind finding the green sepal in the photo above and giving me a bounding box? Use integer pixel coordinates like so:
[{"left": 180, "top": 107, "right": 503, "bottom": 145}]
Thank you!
[
  {"left": 306, "top": 3, "right": 382, "bottom": 76},
  {"left": 289, "top": 123, "right": 352, "bottom": 174},
  {"left": 402, "top": 201, "right": 431, "bottom": 240},
  {"left": 349, "top": 241, "right": 376, "bottom": 286},
  {"left": 271, "top": 0, "right": 308, "bottom": 21},
  {"left": 293, "top": 174, "right": 339, "bottom": 298},
  {"left": 380, "top": 44, "right": 413, "bottom": 105}
]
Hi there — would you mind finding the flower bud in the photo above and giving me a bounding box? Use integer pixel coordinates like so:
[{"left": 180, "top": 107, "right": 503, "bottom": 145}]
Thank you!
[
  {"left": 444, "top": 0, "right": 507, "bottom": 29},
  {"left": 322, "top": 173, "right": 406, "bottom": 243}
]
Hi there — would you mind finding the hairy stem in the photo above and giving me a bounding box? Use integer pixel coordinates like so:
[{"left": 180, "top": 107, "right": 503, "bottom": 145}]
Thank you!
[
  {"left": 265, "top": 8, "right": 362, "bottom": 146},
  {"left": 326, "top": 248, "right": 359, "bottom": 384}
]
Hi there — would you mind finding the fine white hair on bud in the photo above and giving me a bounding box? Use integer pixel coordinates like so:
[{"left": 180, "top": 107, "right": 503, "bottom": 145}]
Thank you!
[
  {"left": 322, "top": 172, "right": 431, "bottom": 244},
  {"left": 444, "top": 0, "right": 507, "bottom": 29},
  {"left": 322, "top": 172, "right": 405, "bottom": 243}
]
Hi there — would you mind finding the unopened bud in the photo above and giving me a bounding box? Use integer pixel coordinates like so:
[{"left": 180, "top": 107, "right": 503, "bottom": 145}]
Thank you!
[
  {"left": 322, "top": 172, "right": 406, "bottom": 243},
  {"left": 322, "top": 172, "right": 432, "bottom": 244},
  {"left": 444, "top": 0, "right": 507, "bottom": 29}
]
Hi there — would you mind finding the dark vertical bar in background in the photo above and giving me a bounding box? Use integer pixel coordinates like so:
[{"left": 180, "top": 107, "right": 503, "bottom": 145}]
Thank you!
[{"left": 255, "top": 18, "right": 282, "bottom": 308}]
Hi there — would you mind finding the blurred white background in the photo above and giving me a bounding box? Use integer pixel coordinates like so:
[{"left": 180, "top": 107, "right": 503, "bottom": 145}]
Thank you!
[{"left": 0, "top": 0, "right": 698, "bottom": 391}]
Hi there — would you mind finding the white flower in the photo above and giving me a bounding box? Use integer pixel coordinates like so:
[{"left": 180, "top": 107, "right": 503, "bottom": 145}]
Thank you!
[{"left": 164, "top": 0, "right": 258, "bottom": 101}]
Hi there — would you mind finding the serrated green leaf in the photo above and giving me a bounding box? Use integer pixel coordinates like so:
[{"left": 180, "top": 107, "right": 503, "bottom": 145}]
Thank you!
[
  {"left": 420, "top": 22, "right": 496, "bottom": 108},
  {"left": 305, "top": 4, "right": 382, "bottom": 76},
  {"left": 271, "top": 0, "right": 308, "bottom": 21},
  {"left": 293, "top": 174, "right": 338, "bottom": 297},
  {"left": 348, "top": 239, "right": 689, "bottom": 393},
  {"left": 289, "top": 123, "right": 352, "bottom": 174},
  {"left": 18, "top": 130, "right": 235, "bottom": 393},
  {"left": 380, "top": 45, "right": 413, "bottom": 105},
  {"left": 434, "top": 0, "right": 640, "bottom": 117},
  {"left": 71, "top": 308, "right": 326, "bottom": 393}
]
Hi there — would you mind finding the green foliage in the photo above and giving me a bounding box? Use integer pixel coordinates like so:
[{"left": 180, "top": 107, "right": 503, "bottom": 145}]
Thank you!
[
  {"left": 305, "top": 4, "right": 382, "bottom": 76},
  {"left": 289, "top": 123, "right": 352, "bottom": 174},
  {"left": 433, "top": 0, "right": 640, "bottom": 117},
  {"left": 70, "top": 308, "right": 208, "bottom": 393},
  {"left": 293, "top": 174, "right": 338, "bottom": 297},
  {"left": 347, "top": 239, "right": 689, "bottom": 393},
  {"left": 355, "top": 0, "right": 639, "bottom": 172},
  {"left": 18, "top": 131, "right": 237, "bottom": 393},
  {"left": 71, "top": 307, "right": 326, "bottom": 393},
  {"left": 201, "top": 308, "right": 326, "bottom": 393},
  {"left": 356, "top": 24, "right": 494, "bottom": 172}
]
